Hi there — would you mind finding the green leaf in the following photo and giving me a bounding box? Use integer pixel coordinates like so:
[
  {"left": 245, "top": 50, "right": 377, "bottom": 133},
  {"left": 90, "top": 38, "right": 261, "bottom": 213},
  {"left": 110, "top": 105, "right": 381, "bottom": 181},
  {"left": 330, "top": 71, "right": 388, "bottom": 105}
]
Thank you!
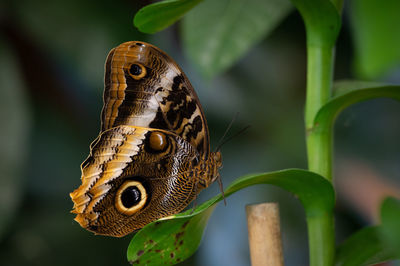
[
  {"left": 182, "top": 0, "right": 293, "bottom": 79},
  {"left": 134, "top": 0, "right": 203, "bottom": 34},
  {"left": 332, "top": 80, "right": 388, "bottom": 97},
  {"left": 127, "top": 169, "right": 334, "bottom": 265},
  {"left": 335, "top": 197, "right": 400, "bottom": 265},
  {"left": 335, "top": 226, "right": 396, "bottom": 266},
  {"left": 380, "top": 197, "right": 400, "bottom": 256},
  {"left": 349, "top": 0, "right": 400, "bottom": 78},
  {"left": 312, "top": 81, "right": 400, "bottom": 134},
  {"left": 289, "top": 0, "right": 341, "bottom": 47}
]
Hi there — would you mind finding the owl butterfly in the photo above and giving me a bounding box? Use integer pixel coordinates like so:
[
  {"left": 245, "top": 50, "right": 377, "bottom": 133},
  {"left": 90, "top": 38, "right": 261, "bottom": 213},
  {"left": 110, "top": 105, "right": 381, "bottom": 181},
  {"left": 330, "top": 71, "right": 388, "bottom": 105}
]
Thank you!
[{"left": 70, "top": 41, "right": 222, "bottom": 237}]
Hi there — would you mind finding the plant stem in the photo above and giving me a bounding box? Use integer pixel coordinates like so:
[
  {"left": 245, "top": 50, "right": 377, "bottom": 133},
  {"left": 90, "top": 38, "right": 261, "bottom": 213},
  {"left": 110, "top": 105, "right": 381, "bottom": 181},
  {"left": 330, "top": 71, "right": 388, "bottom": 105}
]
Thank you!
[
  {"left": 289, "top": 1, "right": 341, "bottom": 265},
  {"left": 307, "top": 212, "right": 335, "bottom": 266},
  {"left": 305, "top": 44, "right": 335, "bottom": 266},
  {"left": 305, "top": 45, "right": 334, "bottom": 181}
]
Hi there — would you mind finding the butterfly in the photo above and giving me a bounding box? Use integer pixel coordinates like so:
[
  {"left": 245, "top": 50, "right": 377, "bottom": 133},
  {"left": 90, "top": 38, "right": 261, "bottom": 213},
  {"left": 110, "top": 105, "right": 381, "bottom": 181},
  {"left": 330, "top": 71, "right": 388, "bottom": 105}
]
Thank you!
[{"left": 70, "top": 41, "right": 222, "bottom": 237}]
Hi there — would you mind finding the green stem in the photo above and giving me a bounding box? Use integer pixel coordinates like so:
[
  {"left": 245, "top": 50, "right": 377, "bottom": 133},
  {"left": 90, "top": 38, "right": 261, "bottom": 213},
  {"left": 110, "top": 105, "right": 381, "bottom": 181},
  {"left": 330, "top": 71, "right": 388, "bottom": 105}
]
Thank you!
[
  {"left": 284, "top": 1, "right": 341, "bottom": 265},
  {"left": 305, "top": 44, "right": 335, "bottom": 266},
  {"left": 305, "top": 45, "right": 334, "bottom": 181},
  {"left": 289, "top": 1, "right": 341, "bottom": 265},
  {"left": 307, "top": 212, "right": 335, "bottom": 266}
]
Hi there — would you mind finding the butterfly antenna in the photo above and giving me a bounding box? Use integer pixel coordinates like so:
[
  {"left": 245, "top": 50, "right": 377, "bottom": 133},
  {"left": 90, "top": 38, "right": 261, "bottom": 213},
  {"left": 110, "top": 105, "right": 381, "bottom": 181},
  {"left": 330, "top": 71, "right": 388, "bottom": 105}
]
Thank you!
[
  {"left": 213, "top": 113, "right": 250, "bottom": 205},
  {"left": 214, "top": 112, "right": 239, "bottom": 152},
  {"left": 215, "top": 125, "right": 251, "bottom": 152}
]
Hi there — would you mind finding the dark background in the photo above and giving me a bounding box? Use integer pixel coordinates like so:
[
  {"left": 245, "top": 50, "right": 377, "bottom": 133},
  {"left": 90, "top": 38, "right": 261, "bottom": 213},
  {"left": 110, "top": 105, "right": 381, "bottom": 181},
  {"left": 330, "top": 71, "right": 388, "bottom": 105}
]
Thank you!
[{"left": 1, "top": 0, "right": 399, "bottom": 265}]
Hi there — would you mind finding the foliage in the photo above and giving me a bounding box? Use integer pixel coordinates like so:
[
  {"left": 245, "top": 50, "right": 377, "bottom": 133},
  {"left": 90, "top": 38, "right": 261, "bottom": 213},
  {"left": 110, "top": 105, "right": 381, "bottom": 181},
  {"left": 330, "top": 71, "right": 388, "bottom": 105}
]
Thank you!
[
  {"left": 335, "top": 226, "right": 395, "bottom": 266},
  {"left": 349, "top": 0, "right": 400, "bottom": 78},
  {"left": 134, "top": 0, "right": 203, "bottom": 34},
  {"left": 132, "top": 0, "right": 400, "bottom": 265},
  {"left": 335, "top": 197, "right": 400, "bottom": 265},
  {"left": 182, "top": 0, "right": 292, "bottom": 78}
]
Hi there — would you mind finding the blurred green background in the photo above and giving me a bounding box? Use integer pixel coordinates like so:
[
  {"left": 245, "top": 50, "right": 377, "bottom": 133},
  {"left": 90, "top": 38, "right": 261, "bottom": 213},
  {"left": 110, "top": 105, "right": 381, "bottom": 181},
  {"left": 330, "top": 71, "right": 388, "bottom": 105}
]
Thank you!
[{"left": 1, "top": 0, "right": 399, "bottom": 265}]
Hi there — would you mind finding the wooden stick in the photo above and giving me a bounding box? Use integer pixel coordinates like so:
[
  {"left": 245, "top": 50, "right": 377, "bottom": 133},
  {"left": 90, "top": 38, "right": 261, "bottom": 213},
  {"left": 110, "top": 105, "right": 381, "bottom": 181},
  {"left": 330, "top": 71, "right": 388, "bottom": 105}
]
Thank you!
[{"left": 246, "top": 202, "right": 284, "bottom": 266}]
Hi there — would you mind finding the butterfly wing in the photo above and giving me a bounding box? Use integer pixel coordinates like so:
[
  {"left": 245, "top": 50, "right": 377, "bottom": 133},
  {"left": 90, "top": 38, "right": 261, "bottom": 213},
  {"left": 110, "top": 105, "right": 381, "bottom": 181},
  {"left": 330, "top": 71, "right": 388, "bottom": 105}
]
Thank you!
[
  {"left": 101, "top": 41, "right": 210, "bottom": 157},
  {"left": 70, "top": 42, "right": 222, "bottom": 237},
  {"left": 70, "top": 126, "right": 201, "bottom": 237}
]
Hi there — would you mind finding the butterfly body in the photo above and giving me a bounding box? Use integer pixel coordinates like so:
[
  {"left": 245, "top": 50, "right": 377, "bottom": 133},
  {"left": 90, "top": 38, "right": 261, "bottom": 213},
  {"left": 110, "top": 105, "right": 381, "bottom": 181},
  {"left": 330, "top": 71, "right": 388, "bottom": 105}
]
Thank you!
[{"left": 70, "top": 41, "right": 222, "bottom": 237}]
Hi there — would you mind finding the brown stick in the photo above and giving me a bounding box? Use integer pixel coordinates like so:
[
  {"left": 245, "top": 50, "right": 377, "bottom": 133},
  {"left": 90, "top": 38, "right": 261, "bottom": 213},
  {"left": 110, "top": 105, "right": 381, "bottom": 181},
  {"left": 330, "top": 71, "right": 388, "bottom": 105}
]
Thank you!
[{"left": 246, "top": 203, "right": 284, "bottom": 266}]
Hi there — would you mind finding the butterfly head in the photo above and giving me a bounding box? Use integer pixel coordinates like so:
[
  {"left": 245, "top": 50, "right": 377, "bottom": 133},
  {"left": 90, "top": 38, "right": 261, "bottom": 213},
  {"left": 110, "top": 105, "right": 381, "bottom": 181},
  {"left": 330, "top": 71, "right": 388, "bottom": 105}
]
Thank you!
[{"left": 213, "top": 151, "right": 222, "bottom": 168}]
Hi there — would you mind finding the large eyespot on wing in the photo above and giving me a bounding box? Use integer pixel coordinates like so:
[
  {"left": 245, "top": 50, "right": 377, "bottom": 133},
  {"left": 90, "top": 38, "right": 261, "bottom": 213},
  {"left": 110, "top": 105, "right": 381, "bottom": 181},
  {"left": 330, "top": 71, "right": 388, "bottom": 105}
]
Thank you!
[
  {"left": 115, "top": 180, "right": 147, "bottom": 215},
  {"left": 70, "top": 126, "right": 202, "bottom": 236},
  {"left": 70, "top": 125, "right": 149, "bottom": 227}
]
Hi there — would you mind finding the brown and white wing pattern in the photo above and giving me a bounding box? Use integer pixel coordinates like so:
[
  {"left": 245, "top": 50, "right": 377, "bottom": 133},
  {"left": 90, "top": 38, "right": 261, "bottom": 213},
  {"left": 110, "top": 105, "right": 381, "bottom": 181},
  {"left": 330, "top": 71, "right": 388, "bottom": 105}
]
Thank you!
[
  {"left": 70, "top": 126, "right": 203, "bottom": 237},
  {"left": 70, "top": 41, "right": 222, "bottom": 237},
  {"left": 101, "top": 41, "right": 209, "bottom": 156}
]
